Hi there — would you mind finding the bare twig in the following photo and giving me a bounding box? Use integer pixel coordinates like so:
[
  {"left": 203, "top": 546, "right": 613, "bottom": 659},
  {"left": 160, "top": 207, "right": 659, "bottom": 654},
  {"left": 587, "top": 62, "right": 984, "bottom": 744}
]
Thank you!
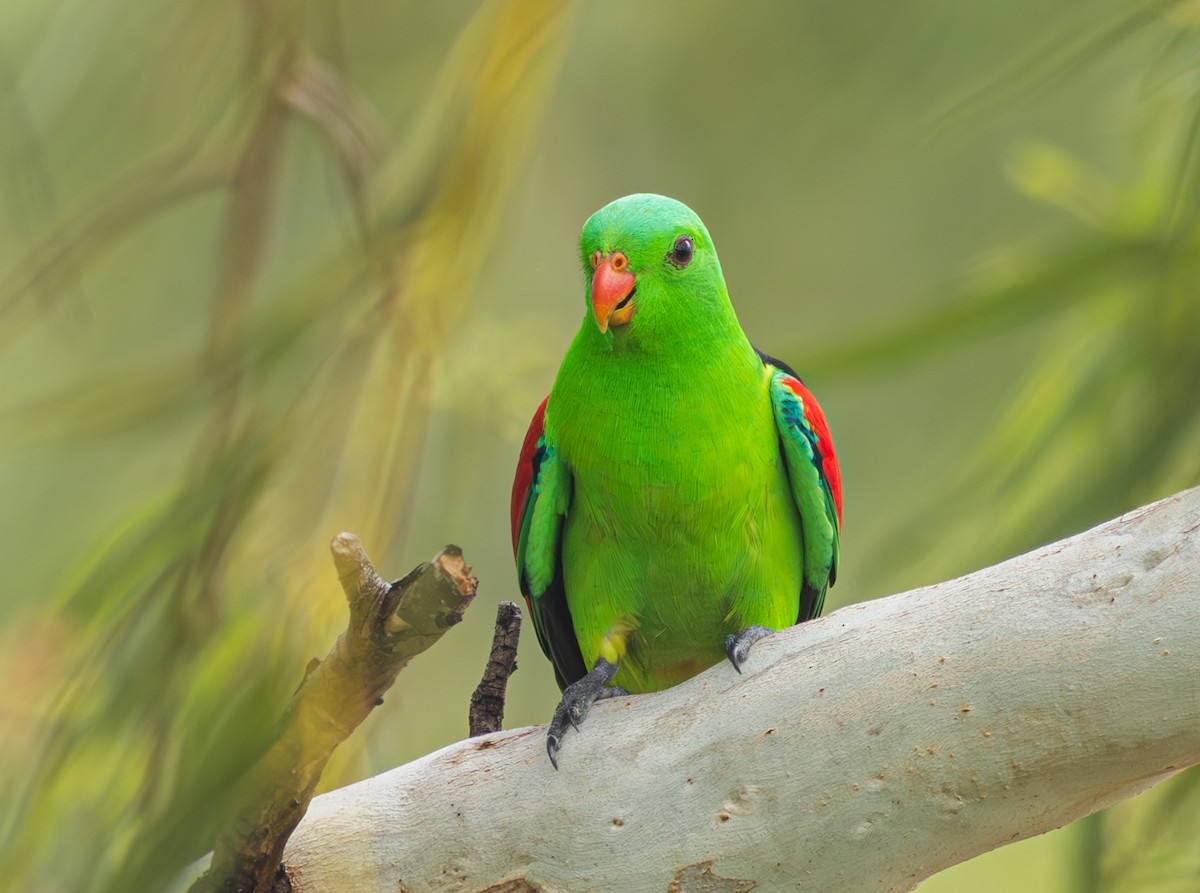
[
  {"left": 188, "top": 537, "right": 477, "bottom": 893},
  {"left": 469, "top": 601, "right": 522, "bottom": 737}
]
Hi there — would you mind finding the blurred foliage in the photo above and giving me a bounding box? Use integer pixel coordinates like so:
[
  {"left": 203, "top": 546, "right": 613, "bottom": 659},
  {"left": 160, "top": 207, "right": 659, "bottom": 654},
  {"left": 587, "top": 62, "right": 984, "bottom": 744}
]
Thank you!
[
  {"left": 0, "top": 0, "right": 575, "bottom": 889},
  {"left": 0, "top": 1, "right": 1196, "bottom": 892},
  {"left": 800, "top": 3, "right": 1200, "bottom": 889}
]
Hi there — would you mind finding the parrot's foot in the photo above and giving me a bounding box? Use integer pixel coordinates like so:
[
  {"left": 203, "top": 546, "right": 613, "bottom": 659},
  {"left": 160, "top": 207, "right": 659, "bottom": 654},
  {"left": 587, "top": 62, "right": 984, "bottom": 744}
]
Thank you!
[
  {"left": 725, "top": 625, "right": 774, "bottom": 674},
  {"left": 547, "top": 657, "right": 619, "bottom": 769}
]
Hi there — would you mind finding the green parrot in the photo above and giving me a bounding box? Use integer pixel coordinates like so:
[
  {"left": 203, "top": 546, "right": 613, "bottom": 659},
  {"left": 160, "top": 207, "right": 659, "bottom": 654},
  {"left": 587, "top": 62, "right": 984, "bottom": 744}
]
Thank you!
[{"left": 511, "top": 194, "right": 842, "bottom": 767}]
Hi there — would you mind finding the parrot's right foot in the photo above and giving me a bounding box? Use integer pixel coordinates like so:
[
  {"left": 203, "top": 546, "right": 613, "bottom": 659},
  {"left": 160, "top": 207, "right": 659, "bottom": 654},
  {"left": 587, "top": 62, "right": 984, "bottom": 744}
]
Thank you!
[{"left": 546, "top": 657, "right": 619, "bottom": 769}]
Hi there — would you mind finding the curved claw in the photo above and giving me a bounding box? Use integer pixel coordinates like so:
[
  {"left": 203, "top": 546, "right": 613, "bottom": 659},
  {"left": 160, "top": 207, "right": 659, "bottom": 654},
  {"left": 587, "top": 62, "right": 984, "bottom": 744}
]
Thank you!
[
  {"left": 725, "top": 625, "right": 775, "bottom": 674},
  {"left": 545, "top": 657, "right": 620, "bottom": 769}
]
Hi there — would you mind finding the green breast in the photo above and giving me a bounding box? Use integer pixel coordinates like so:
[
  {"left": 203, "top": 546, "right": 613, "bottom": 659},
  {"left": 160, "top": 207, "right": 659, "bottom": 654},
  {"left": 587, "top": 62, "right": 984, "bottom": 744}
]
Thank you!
[{"left": 547, "top": 331, "right": 804, "bottom": 692}]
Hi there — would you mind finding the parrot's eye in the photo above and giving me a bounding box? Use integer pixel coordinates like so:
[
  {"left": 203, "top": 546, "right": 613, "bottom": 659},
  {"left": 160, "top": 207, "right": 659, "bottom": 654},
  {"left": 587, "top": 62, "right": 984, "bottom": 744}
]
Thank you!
[{"left": 668, "top": 235, "right": 694, "bottom": 268}]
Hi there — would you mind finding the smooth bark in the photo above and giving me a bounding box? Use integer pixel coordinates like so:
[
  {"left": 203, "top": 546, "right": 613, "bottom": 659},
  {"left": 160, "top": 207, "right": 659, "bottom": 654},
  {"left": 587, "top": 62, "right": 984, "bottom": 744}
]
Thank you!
[{"left": 284, "top": 490, "right": 1200, "bottom": 891}]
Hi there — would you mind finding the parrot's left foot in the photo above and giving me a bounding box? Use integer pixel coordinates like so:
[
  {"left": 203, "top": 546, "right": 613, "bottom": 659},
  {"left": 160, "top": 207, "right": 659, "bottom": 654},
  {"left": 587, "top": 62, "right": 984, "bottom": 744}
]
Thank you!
[
  {"left": 725, "top": 625, "right": 774, "bottom": 674},
  {"left": 546, "top": 657, "right": 619, "bottom": 769}
]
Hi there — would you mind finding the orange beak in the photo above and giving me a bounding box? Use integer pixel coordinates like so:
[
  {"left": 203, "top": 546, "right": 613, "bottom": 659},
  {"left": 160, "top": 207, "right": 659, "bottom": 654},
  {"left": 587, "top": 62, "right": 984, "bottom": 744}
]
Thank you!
[{"left": 590, "top": 250, "right": 636, "bottom": 333}]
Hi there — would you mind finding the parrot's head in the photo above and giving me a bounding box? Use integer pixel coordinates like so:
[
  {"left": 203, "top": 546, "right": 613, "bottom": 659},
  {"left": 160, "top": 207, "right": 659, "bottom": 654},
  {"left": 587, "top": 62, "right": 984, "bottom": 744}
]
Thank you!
[{"left": 578, "top": 194, "right": 733, "bottom": 348}]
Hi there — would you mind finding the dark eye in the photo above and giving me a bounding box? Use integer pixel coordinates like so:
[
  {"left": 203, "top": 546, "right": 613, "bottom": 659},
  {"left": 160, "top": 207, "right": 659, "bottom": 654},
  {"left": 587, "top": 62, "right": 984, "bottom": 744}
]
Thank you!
[{"left": 668, "top": 235, "right": 694, "bottom": 268}]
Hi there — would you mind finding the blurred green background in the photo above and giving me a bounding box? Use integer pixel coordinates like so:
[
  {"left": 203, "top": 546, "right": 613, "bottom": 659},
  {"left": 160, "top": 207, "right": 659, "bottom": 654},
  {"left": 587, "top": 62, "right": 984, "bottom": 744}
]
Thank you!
[{"left": 1, "top": 0, "right": 1198, "bottom": 890}]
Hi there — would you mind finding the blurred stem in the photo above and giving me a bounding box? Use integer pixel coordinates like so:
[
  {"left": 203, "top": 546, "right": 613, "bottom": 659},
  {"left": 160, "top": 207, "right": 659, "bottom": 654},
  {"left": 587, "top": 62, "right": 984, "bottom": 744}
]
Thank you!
[
  {"left": 800, "top": 236, "right": 1157, "bottom": 380},
  {"left": 186, "top": 10, "right": 298, "bottom": 619},
  {"left": 133, "top": 8, "right": 298, "bottom": 835},
  {"left": 0, "top": 51, "right": 80, "bottom": 318},
  {"left": 0, "top": 150, "right": 228, "bottom": 348},
  {"left": 1076, "top": 812, "right": 1105, "bottom": 892},
  {"left": 931, "top": 0, "right": 1164, "bottom": 137}
]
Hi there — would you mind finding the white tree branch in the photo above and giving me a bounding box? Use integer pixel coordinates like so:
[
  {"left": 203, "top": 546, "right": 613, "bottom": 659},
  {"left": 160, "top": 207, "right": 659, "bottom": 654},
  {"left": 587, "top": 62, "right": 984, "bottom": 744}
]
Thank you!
[{"left": 281, "top": 488, "right": 1200, "bottom": 892}]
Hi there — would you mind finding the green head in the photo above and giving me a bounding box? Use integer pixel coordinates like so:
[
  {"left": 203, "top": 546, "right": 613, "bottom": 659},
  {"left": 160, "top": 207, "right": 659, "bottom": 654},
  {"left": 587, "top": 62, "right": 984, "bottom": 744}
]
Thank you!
[{"left": 578, "top": 194, "right": 736, "bottom": 352}]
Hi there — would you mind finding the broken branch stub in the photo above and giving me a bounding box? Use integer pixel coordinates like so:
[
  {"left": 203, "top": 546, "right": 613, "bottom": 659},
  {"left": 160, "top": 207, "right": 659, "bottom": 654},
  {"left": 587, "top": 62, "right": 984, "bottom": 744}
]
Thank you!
[
  {"left": 380, "top": 544, "right": 478, "bottom": 644},
  {"left": 189, "top": 538, "right": 477, "bottom": 893},
  {"left": 469, "top": 601, "right": 523, "bottom": 737}
]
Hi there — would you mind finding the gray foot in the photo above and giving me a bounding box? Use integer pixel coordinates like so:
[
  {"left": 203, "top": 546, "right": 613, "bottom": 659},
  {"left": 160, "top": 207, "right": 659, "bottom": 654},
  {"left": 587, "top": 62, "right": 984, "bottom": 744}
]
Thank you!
[
  {"left": 724, "top": 625, "right": 774, "bottom": 674},
  {"left": 547, "top": 657, "right": 620, "bottom": 769}
]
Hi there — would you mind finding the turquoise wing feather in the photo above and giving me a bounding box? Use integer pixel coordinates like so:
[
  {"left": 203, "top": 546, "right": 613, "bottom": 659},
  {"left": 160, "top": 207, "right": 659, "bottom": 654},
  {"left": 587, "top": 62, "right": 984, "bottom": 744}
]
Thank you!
[
  {"left": 510, "top": 398, "right": 586, "bottom": 690},
  {"left": 767, "top": 368, "right": 843, "bottom": 620}
]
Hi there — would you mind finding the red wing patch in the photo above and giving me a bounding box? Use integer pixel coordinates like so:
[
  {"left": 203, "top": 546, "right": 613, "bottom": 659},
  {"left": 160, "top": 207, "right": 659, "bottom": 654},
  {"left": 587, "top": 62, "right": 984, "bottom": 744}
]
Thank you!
[
  {"left": 511, "top": 396, "right": 549, "bottom": 556},
  {"left": 779, "top": 376, "right": 842, "bottom": 528}
]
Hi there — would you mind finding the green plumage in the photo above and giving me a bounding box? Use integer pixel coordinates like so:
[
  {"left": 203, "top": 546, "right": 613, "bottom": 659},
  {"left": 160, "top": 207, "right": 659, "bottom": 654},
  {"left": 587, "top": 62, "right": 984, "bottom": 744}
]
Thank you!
[{"left": 517, "top": 193, "right": 839, "bottom": 695}]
